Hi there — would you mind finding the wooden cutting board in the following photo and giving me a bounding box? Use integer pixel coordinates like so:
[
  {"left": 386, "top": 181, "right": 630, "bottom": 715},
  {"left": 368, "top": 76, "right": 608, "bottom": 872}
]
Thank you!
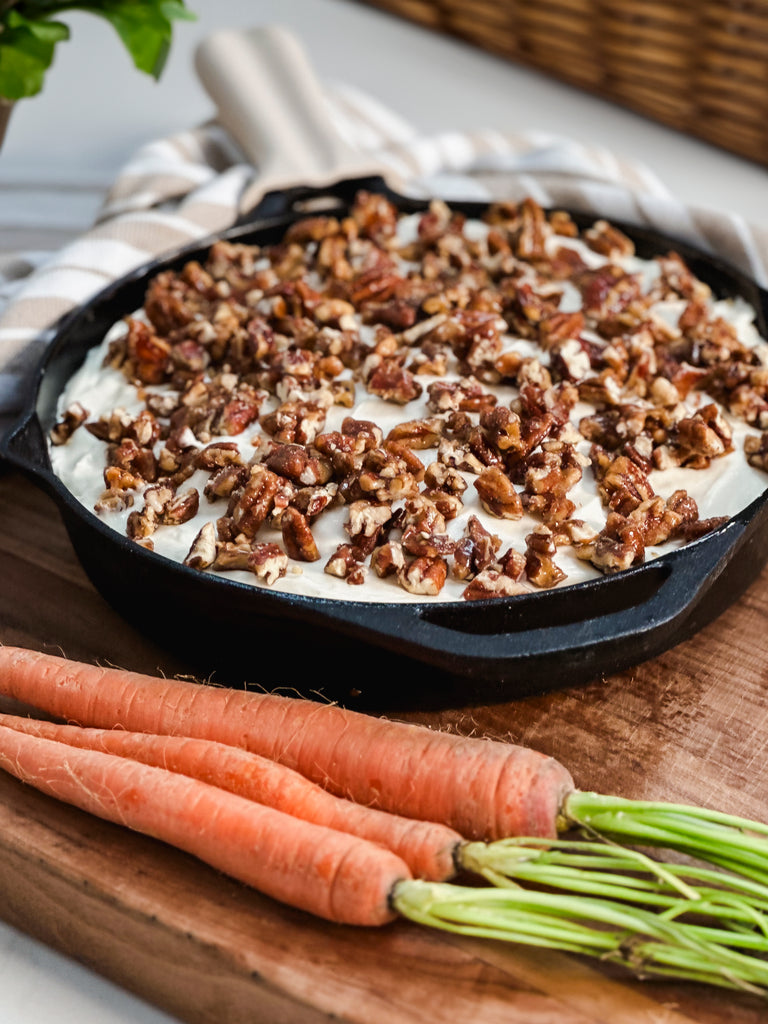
[{"left": 2, "top": 467, "right": 768, "bottom": 1024}]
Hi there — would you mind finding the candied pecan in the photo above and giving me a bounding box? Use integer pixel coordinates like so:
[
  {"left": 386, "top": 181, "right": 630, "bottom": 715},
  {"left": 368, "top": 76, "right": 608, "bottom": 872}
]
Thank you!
[
  {"left": 50, "top": 401, "right": 89, "bottom": 445},
  {"left": 524, "top": 527, "right": 567, "bottom": 588},
  {"left": 744, "top": 432, "right": 768, "bottom": 471},
  {"left": 398, "top": 556, "right": 448, "bottom": 597},
  {"left": 371, "top": 540, "right": 406, "bottom": 578},
  {"left": 474, "top": 466, "right": 523, "bottom": 519},
  {"left": 126, "top": 508, "right": 156, "bottom": 541},
  {"left": 668, "top": 403, "right": 733, "bottom": 468},
  {"left": 291, "top": 484, "right": 339, "bottom": 519},
  {"left": 86, "top": 407, "right": 140, "bottom": 443},
  {"left": 124, "top": 317, "right": 173, "bottom": 385},
  {"left": 94, "top": 488, "right": 134, "bottom": 514},
  {"left": 594, "top": 452, "right": 654, "bottom": 515},
  {"left": 248, "top": 543, "right": 289, "bottom": 585},
  {"left": 280, "top": 507, "right": 320, "bottom": 561},
  {"left": 426, "top": 377, "right": 497, "bottom": 415},
  {"left": 452, "top": 515, "right": 501, "bottom": 580},
  {"left": 584, "top": 219, "right": 635, "bottom": 258},
  {"left": 103, "top": 466, "right": 143, "bottom": 492},
  {"left": 366, "top": 358, "right": 423, "bottom": 404},
  {"left": 480, "top": 407, "right": 522, "bottom": 452},
  {"left": 584, "top": 513, "right": 646, "bottom": 574},
  {"left": 523, "top": 441, "right": 585, "bottom": 499},
  {"left": 325, "top": 544, "right": 367, "bottom": 585},
  {"left": 163, "top": 488, "right": 200, "bottom": 526},
  {"left": 260, "top": 399, "right": 327, "bottom": 446},
  {"left": 386, "top": 417, "right": 443, "bottom": 449},
  {"left": 107, "top": 438, "right": 158, "bottom": 484},
  {"left": 678, "top": 516, "right": 729, "bottom": 541},
  {"left": 215, "top": 385, "right": 266, "bottom": 436},
  {"left": 462, "top": 570, "right": 527, "bottom": 601},
  {"left": 437, "top": 437, "right": 485, "bottom": 475},
  {"left": 184, "top": 522, "right": 218, "bottom": 569},
  {"left": 497, "top": 546, "right": 527, "bottom": 581},
  {"left": 265, "top": 443, "right": 332, "bottom": 486},
  {"left": 421, "top": 488, "right": 464, "bottom": 521},
  {"left": 204, "top": 464, "right": 250, "bottom": 502},
  {"left": 351, "top": 190, "right": 399, "bottom": 244},
  {"left": 194, "top": 441, "right": 242, "bottom": 471},
  {"left": 521, "top": 492, "right": 577, "bottom": 525},
  {"left": 344, "top": 501, "right": 393, "bottom": 556},
  {"left": 466, "top": 426, "right": 504, "bottom": 468},
  {"left": 213, "top": 540, "right": 253, "bottom": 571},
  {"left": 423, "top": 462, "right": 467, "bottom": 495},
  {"left": 231, "top": 465, "right": 280, "bottom": 539},
  {"left": 538, "top": 311, "right": 585, "bottom": 350}
]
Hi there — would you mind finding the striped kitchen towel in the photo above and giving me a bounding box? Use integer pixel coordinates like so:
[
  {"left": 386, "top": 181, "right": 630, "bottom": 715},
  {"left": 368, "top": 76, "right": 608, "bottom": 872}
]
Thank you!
[{"left": 1, "top": 79, "right": 767, "bottom": 419}]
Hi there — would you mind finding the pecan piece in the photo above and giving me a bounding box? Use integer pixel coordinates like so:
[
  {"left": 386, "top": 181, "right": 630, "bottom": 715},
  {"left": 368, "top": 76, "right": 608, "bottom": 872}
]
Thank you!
[
  {"left": 386, "top": 417, "right": 443, "bottom": 449},
  {"left": 366, "top": 359, "right": 423, "bottom": 404},
  {"left": 184, "top": 522, "right": 217, "bottom": 569},
  {"left": 265, "top": 443, "right": 332, "bottom": 486},
  {"left": 324, "top": 544, "right": 367, "bottom": 585},
  {"left": 474, "top": 466, "right": 523, "bottom": 519},
  {"left": 584, "top": 513, "right": 646, "bottom": 575},
  {"left": 371, "top": 541, "right": 406, "bottom": 578},
  {"left": 452, "top": 515, "right": 501, "bottom": 581},
  {"left": 248, "top": 543, "right": 289, "bottom": 585},
  {"left": 231, "top": 465, "right": 280, "bottom": 539},
  {"left": 213, "top": 540, "right": 253, "bottom": 571},
  {"left": 50, "top": 402, "right": 89, "bottom": 445},
  {"left": 524, "top": 527, "right": 567, "bottom": 589},
  {"left": 344, "top": 501, "right": 393, "bottom": 556},
  {"left": 163, "top": 488, "right": 200, "bottom": 526},
  {"left": 398, "top": 556, "right": 448, "bottom": 596},
  {"left": 280, "top": 507, "right": 320, "bottom": 562},
  {"left": 744, "top": 432, "right": 768, "bottom": 471},
  {"left": 463, "top": 570, "right": 527, "bottom": 601}
]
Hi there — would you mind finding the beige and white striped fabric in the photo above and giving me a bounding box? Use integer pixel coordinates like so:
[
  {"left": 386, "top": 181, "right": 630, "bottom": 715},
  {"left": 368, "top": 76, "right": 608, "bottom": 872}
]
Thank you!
[{"left": 1, "top": 81, "right": 767, "bottom": 418}]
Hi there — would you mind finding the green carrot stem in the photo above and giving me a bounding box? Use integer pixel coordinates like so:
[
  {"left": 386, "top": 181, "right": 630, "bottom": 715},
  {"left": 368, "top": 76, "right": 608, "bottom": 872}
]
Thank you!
[
  {"left": 391, "top": 880, "right": 768, "bottom": 994},
  {"left": 562, "top": 792, "right": 768, "bottom": 885},
  {"left": 460, "top": 838, "right": 768, "bottom": 934}
]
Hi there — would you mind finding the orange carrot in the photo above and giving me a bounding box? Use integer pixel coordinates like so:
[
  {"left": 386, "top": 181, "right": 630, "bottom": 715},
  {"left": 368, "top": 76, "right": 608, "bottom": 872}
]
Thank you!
[
  {"left": 0, "top": 647, "right": 574, "bottom": 840},
  {"left": 0, "top": 721, "right": 409, "bottom": 925},
  {"left": 0, "top": 712, "right": 460, "bottom": 881}
]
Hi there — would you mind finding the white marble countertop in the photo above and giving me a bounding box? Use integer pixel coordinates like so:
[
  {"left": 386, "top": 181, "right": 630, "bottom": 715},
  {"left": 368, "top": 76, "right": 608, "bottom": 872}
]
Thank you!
[{"left": 0, "top": 1, "right": 766, "bottom": 1021}]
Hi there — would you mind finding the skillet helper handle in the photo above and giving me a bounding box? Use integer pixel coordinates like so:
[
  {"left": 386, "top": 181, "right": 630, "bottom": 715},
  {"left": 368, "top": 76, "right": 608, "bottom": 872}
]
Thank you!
[
  {"left": 194, "top": 25, "right": 387, "bottom": 212},
  {"left": 324, "top": 522, "right": 744, "bottom": 677},
  {"left": 0, "top": 409, "right": 58, "bottom": 494}
]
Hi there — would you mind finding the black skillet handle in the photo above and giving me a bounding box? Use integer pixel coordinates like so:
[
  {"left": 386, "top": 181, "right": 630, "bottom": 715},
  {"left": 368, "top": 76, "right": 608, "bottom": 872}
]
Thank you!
[
  {"left": 0, "top": 408, "right": 57, "bottom": 494},
  {"left": 322, "top": 521, "right": 745, "bottom": 682},
  {"left": 194, "top": 26, "right": 389, "bottom": 219}
]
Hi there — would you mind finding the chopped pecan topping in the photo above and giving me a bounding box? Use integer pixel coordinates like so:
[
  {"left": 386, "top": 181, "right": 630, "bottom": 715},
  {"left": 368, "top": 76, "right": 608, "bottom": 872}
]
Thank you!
[
  {"left": 474, "top": 466, "right": 523, "bottom": 519},
  {"left": 63, "top": 191, "right": 766, "bottom": 603},
  {"left": 280, "top": 506, "right": 320, "bottom": 562},
  {"left": 325, "top": 544, "right": 367, "bottom": 585},
  {"left": 524, "top": 526, "right": 567, "bottom": 588},
  {"left": 50, "top": 402, "right": 89, "bottom": 445},
  {"left": 231, "top": 465, "right": 280, "bottom": 539},
  {"left": 463, "top": 570, "right": 528, "bottom": 601},
  {"left": 184, "top": 522, "right": 218, "bottom": 569},
  {"left": 398, "top": 556, "right": 448, "bottom": 596}
]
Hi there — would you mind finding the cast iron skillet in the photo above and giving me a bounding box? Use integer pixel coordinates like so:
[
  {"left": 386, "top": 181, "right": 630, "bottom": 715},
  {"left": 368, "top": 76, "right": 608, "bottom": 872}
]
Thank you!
[{"left": 2, "top": 28, "right": 768, "bottom": 709}]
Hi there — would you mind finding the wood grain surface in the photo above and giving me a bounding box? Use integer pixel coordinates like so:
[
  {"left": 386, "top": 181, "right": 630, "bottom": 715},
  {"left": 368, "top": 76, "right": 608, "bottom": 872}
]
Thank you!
[{"left": 1, "top": 466, "right": 768, "bottom": 1024}]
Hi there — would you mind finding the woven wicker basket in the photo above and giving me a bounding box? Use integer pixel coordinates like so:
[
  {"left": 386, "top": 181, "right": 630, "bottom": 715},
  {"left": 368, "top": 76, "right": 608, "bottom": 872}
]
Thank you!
[{"left": 356, "top": 0, "right": 768, "bottom": 167}]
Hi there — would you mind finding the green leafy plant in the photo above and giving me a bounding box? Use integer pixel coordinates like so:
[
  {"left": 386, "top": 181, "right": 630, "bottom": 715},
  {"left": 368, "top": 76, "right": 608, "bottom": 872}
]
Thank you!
[{"left": 0, "top": 1, "right": 195, "bottom": 100}]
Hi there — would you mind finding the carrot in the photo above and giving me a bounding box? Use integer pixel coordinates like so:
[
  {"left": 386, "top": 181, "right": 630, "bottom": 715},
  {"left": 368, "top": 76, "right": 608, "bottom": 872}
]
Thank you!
[
  {"left": 0, "top": 646, "right": 573, "bottom": 841},
  {"left": 0, "top": 711, "right": 461, "bottom": 881},
  {"left": 3, "top": 719, "right": 768, "bottom": 994},
  {"left": 0, "top": 721, "right": 408, "bottom": 925}
]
